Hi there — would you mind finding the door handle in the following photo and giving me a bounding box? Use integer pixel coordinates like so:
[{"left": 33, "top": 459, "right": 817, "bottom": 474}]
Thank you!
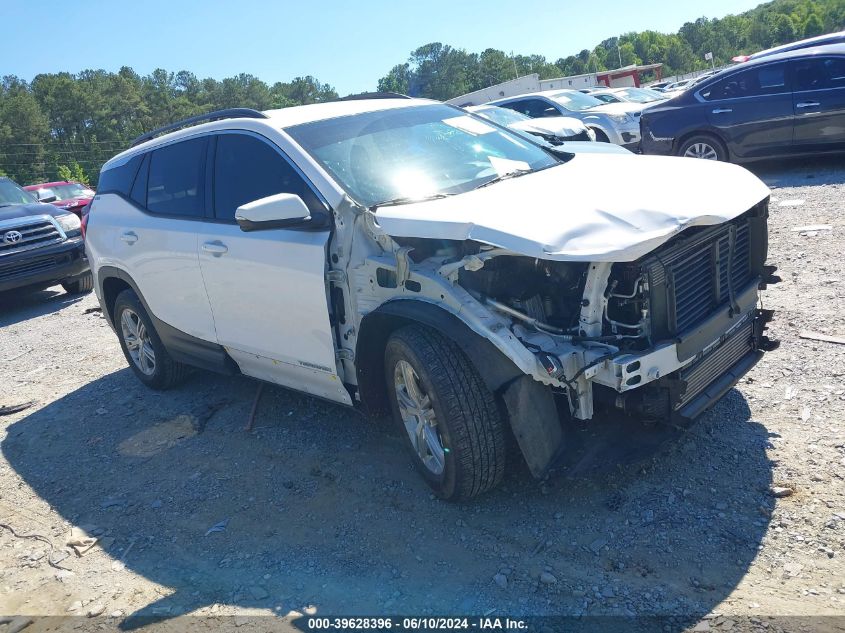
[
  {"left": 201, "top": 241, "right": 228, "bottom": 256},
  {"left": 711, "top": 108, "right": 733, "bottom": 114},
  {"left": 120, "top": 231, "right": 138, "bottom": 245},
  {"left": 796, "top": 101, "right": 820, "bottom": 109}
]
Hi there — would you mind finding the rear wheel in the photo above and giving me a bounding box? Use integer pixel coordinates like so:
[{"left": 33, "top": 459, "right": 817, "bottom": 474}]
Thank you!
[
  {"left": 113, "top": 289, "right": 188, "bottom": 389},
  {"left": 678, "top": 134, "right": 727, "bottom": 161},
  {"left": 384, "top": 325, "right": 507, "bottom": 500},
  {"left": 62, "top": 272, "right": 93, "bottom": 294}
]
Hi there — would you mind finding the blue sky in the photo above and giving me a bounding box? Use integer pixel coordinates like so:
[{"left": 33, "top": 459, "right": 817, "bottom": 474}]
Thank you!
[{"left": 3, "top": 0, "right": 762, "bottom": 95}]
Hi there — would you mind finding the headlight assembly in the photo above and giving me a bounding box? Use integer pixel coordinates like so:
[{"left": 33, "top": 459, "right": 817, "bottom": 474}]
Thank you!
[{"left": 55, "top": 212, "right": 81, "bottom": 233}]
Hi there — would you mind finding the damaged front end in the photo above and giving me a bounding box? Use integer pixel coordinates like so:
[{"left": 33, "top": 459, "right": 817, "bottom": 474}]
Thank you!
[{"left": 348, "top": 198, "right": 778, "bottom": 479}]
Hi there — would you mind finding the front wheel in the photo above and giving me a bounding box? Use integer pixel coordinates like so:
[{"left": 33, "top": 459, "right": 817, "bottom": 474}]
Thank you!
[
  {"left": 678, "top": 134, "right": 727, "bottom": 161},
  {"left": 384, "top": 325, "right": 507, "bottom": 500}
]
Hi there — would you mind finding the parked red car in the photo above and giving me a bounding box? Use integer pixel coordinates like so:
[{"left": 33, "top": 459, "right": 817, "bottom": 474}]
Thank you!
[{"left": 23, "top": 180, "right": 95, "bottom": 217}]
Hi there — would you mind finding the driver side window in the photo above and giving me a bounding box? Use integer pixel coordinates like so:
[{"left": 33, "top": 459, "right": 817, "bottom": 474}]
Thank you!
[{"left": 212, "top": 133, "right": 324, "bottom": 222}]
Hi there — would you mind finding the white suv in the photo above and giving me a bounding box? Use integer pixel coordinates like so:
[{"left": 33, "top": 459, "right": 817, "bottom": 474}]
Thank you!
[{"left": 87, "top": 98, "right": 778, "bottom": 499}]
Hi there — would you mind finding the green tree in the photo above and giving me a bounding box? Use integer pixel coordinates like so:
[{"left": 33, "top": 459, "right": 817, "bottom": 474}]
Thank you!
[
  {"left": 377, "top": 64, "right": 412, "bottom": 94},
  {"left": 57, "top": 159, "right": 89, "bottom": 186},
  {"left": 803, "top": 12, "right": 825, "bottom": 37}
]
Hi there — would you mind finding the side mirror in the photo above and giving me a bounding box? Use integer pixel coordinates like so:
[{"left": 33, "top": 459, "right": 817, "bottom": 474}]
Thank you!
[{"left": 235, "top": 193, "right": 311, "bottom": 232}]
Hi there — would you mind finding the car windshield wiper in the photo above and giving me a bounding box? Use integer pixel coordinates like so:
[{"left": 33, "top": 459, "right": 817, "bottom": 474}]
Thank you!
[
  {"left": 0, "top": 203, "right": 15, "bottom": 208},
  {"left": 369, "top": 192, "right": 456, "bottom": 211},
  {"left": 473, "top": 168, "right": 533, "bottom": 190},
  {"left": 473, "top": 162, "right": 561, "bottom": 191}
]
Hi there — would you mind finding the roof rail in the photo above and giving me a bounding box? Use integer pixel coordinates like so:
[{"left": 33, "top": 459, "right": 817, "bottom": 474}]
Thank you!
[
  {"left": 336, "top": 92, "right": 413, "bottom": 101},
  {"left": 130, "top": 108, "right": 269, "bottom": 147}
]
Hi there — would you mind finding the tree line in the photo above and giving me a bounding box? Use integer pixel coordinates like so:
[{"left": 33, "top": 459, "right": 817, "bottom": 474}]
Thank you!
[
  {"left": 1, "top": 0, "right": 843, "bottom": 187},
  {"left": 0, "top": 71, "right": 338, "bottom": 186},
  {"left": 378, "top": 0, "right": 844, "bottom": 99}
]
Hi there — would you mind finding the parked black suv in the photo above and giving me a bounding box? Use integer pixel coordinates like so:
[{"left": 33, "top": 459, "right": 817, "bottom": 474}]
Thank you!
[
  {"left": 640, "top": 43, "right": 845, "bottom": 162},
  {"left": 0, "top": 176, "right": 91, "bottom": 294}
]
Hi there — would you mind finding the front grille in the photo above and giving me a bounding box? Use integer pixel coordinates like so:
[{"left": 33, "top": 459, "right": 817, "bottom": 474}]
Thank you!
[
  {"left": 0, "top": 216, "right": 64, "bottom": 257},
  {"left": 0, "top": 254, "right": 67, "bottom": 282},
  {"left": 639, "top": 210, "right": 759, "bottom": 337},
  {"left": 676, "top": 319, "right": 753, "bottom": 409}
]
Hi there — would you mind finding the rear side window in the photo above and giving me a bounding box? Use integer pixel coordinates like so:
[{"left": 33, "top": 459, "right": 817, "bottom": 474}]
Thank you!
[
  {"left": 97, "top": 154, "right": 143, "bottom": 196},
  {"left": 701, "top": 63, "right": 789, "bottom": 100},
  {"left": 794, "top": 57, "right": 845, "bottom": 92},
  {"left": 146, "top": 137, "right": 207, "bottom": 217},
  {"left": 213, "top": 133, "right": 323, "bottom": 221}
]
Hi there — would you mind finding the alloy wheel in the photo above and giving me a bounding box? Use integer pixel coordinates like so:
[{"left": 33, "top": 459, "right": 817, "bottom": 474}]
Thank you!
[
  {"left": 683, "top": 142, "right": 719, "bottom": 160},
  {"left": 394, "top": 359, "right": 445, "bottom": 476},
  {"left": 120, "top": 308, "right": 156, "bottom": 376}
]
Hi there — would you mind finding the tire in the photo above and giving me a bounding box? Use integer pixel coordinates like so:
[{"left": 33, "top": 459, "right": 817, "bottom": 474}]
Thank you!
[
  {"left": 678, "top": 134, "right": 727, "bottom": 161},
  {"left": 113, "top": 289, "right": 188, "bottom": 390},
  {"left": 384, "top": 325, "right": 507, "bottom": 500},
  {"left": 61, "top": 272, "right": 93, "bottom": 294}
]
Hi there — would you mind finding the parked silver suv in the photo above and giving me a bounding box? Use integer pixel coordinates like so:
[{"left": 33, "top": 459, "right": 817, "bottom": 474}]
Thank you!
[{"left": 86, "top": 99, "right": 778, "bottom": 499}]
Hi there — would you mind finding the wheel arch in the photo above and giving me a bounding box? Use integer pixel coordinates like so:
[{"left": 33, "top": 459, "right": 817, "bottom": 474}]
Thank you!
[
  {"left": 356, "top": 300, "right": 564, "bottom": 479},
  {"left": 355, "top": 300, "right": 523, "bottom": 418},
  {"left": 588, "top": 126, "right": 610, "bottom": 142}
]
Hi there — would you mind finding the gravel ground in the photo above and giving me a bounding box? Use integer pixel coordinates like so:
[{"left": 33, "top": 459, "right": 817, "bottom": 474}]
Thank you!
[{"left": 0, "top": 156, "right": 844, "bottom": 632}]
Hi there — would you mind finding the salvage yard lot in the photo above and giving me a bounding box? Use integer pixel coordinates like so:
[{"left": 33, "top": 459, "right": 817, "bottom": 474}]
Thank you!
[{"left": 1, "top": 156, "right": 844, "bottom": 628}]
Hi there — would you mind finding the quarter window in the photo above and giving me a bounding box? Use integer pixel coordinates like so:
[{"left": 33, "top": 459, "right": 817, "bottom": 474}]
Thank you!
[
  {"left": 701, "top": 64, "right": 789, "bottom": 100},
  {"left": 146, "top": 137, "right": 207, "bottom": 217},
  {"left": 212, "top": 133, "right": 322, "bottom": 221},
  {"left": 794, "top": 57, "right": 845, "bottom": 92},
  {"left": 97, "top": 153, "right": 143, "bottom": 196}
]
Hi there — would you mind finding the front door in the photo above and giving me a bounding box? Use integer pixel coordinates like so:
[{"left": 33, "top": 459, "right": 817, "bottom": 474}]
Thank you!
[
  {"left": 197, "top": 132, "right": 350, "bottom": 405},
  {"left": 791, "top": 55, "right": 845, "bottom": 151},
  {"left": 700, "top": 61, "right": 794, "bottom": 160}
]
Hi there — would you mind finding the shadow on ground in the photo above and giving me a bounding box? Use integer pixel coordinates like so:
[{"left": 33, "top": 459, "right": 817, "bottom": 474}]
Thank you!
[
  {"left": 3, "top": 361, "right": 773, "bottom": 628},
  {"left": 0, "top": 286, "right": 85, "bottom": 327}
]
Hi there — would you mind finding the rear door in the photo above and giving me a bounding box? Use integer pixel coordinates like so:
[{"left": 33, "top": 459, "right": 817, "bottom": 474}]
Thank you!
[
  {"left": 698, "top": 61, "right": 794, "bottom": 159},
  {"left": 107, "top": 137, "right": 217, "bottom": 342},
  {"left": 791, "top": 55, "right": 845, "bottom": 150},
  {"left": 197, "top": 131, "right": 350, "bottom": 405}
]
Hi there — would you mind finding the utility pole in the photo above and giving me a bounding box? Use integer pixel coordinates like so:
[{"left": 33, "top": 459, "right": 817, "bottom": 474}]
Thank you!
[
  {"left": 511, "top": 51, "right": 518, "bottom": 79},
  {"left": 617, "top": 38, "right": 623, "bottom": 68}
]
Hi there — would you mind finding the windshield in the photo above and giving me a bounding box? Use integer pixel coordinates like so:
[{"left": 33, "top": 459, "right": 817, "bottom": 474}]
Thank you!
[
  {"left": 471, "top": 106, "right": 531, "bottom": 127},
  {"left": 592, "top": 93, "right": 620, "bottom": 103},
  {"left": 548, "top": 90, "right": 605, "bottom": 111},
  {"left": 0, "top": 179, "right": 37, "bottom": 207},
  {"left": 286, "top": 104, "right": 559, "bottom": 208},
  {"left": 48, "top": 183, "right": 95, "bottom": 200}
]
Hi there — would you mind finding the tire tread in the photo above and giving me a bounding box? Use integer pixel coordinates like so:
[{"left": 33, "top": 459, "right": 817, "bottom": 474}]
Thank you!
[{"left": 391, "top": 325, "right": 506, "bottom": 499}]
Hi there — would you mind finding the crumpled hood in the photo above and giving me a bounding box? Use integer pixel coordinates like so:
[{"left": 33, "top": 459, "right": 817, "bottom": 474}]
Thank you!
[
  {"left": 375, "top": 154, "right": 770, "bottom": 262},
  {"left": 511, "top": 116, "right": 587, "bottom": 138}
]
